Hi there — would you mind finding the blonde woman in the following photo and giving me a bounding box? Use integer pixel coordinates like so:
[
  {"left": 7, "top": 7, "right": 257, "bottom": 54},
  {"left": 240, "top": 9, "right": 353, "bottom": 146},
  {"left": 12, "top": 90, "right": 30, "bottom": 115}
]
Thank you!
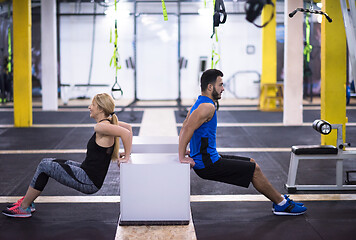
[{"left": 2, "top": 93, "right": 132, "bottom": 218}]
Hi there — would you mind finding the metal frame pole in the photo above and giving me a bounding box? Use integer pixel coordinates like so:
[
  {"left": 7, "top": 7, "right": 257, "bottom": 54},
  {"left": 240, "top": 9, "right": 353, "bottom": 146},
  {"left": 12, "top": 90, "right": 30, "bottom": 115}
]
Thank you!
[
  {"left": 134, "top": 1, "right": 138, "bottom": 101},
  {"left": 177, "top": 0, "right": 181, "bottom": 103}
]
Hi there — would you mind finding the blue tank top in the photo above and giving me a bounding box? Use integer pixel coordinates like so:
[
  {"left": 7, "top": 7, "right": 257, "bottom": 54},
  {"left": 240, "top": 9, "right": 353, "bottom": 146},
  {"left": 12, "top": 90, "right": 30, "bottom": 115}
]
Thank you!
[{"left": 189, "top": 95, "right": 220, "bottom": 169}]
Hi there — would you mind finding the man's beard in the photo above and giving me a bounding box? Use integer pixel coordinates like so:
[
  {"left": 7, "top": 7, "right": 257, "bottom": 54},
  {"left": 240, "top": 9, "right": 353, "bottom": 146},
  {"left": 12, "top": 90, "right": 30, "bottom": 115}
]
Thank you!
[
  {"left": 212, "top": 87, "right": 220, "bottom": 110},
  {"left": 212, "top": 87, "right": 221, "bottom": 101}
]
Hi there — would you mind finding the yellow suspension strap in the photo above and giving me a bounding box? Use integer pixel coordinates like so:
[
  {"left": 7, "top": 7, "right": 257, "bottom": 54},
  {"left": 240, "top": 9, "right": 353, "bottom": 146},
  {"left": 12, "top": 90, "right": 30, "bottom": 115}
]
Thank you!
[
  {"left": 303, "top": 13, "right": 312, "bottom": 63},
  {"left": 7, "top": 4, "right": 12, "bottom": 73},
  {"left": 161, "top": 0, "right": 168, "bottom": 21},
  {"left": 211, "top": 0, "right": 226, "bottom": 68},
  {"left": 110, "top": 0, "right": 123, "bottom": 99},
  {"left": 211, "top": 30, "right": 221, "bottom": 69}
]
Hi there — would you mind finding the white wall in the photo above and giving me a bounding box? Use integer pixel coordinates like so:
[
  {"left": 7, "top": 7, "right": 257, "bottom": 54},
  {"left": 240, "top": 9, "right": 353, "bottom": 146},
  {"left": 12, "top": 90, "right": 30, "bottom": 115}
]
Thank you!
[
  {"left": 60, "top": 3, "right": 134, "bottom": 100},
  {"left": 180, "top": 14, "right": 262, "bottom": 99},
  {"left": 136, "top": 14, "right": 178, "bottom": 100},
  {"left": 59, "top": 2, "right": 263, "bottom": 101}
]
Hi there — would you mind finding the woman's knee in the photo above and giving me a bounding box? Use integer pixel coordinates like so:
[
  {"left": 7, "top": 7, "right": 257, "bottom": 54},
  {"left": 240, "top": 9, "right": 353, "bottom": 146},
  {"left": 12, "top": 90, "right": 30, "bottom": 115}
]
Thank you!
[{"left": 38, "top": 158, "right": 52, "bottom": 170}]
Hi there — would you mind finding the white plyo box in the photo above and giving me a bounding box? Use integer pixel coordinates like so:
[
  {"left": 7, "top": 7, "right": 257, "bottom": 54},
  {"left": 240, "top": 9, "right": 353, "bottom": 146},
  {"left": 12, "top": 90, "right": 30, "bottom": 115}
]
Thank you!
[
  {"left": 119, "top": 153, "right": 190, "bottom": 225},
  {"left": 131, "top": 136, "right": 178, "bottom": 153}
]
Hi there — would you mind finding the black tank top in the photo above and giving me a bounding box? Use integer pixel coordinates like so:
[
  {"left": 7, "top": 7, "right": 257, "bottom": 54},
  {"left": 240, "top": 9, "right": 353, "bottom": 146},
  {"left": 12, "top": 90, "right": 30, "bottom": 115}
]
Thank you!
[{"left": 81, "top": 120, "right": 114, "bottom": 188}]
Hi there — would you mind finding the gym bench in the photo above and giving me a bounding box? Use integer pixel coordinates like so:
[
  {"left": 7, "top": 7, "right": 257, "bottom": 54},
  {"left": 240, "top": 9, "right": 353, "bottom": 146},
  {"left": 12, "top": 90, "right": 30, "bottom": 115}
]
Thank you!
[{"left": 285, "top": 120, "right": 356, "bottom": 193}]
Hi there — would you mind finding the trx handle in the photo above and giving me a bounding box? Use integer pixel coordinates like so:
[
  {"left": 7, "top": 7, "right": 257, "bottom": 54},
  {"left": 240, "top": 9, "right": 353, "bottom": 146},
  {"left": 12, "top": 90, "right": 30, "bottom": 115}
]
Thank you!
[
  {"left": 289, "top": 8, "right": 332, "bottom": 23},
  {"left": 112, "top": 76, "right": 123, "bottom": 98}
]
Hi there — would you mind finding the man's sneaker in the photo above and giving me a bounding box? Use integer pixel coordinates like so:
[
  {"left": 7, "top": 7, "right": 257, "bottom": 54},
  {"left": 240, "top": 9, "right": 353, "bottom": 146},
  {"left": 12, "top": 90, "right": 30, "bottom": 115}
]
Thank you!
[
  {"left": 272, "top": 195, "right": 304, "bottom": 211},
  {"left": 7, "top": 197, "right": 36, "bottom": 213},
  {"left": 273, "top": 198, "right": 307, "bottom": 216},
  {"left": 284, "top": 194, "right": 304, "bottom": 206},
  {"left": 2, "top": 205, "right": 32, "bottom": 218}
]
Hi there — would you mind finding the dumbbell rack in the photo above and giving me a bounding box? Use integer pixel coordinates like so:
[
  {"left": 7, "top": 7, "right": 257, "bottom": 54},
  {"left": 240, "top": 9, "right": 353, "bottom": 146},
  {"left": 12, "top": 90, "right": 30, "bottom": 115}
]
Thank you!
[{"left": 286, "top": 124, "right": 356, "bottom": 193}]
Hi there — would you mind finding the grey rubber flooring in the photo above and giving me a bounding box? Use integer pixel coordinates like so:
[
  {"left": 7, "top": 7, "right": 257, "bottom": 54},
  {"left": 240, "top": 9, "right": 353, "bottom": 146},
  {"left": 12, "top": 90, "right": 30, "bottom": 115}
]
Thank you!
[{"left": 1, "top": 106, "right": 356, "bottom": 239}]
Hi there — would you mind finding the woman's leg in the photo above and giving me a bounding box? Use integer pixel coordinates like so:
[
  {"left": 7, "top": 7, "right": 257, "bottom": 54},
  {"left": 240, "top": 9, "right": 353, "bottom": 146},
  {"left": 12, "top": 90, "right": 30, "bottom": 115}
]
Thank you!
[
  {"left": 21, "top": 187, "right": 41, "bottom": 209},
  {"left": 21, "top": 158, "right": 98, "bottom": 209},
  {"left": 64, "top": 160, "right": 82, "bottom": 167}
]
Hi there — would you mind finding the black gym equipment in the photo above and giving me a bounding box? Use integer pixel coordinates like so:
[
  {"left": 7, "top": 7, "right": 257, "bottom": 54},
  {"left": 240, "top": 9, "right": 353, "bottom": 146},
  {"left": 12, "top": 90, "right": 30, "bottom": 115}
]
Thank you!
[
  {"left": 289, "top": 1, "right": 332, "bottom": 23},
  {"left": 286, "top": 119, "right": 356, "bottom": 192},
  {"left": 213, "top": 0, "right": 227, "bottom": 28},
  {"left": 312, "top": 119, "right": 332, "bottom": 135},
  {"left": 245, "top": 0, "right": 275, "bottom": 28},
  {"left": 211, "top": 0, "right": 227, "bottom": 37}
]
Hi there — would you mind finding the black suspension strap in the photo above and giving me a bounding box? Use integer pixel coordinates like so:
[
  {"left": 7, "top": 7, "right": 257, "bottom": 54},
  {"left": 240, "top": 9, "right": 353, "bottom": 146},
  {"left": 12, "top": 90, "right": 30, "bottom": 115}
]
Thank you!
[
  {"left": 245, "top": 0, "right": 275, "bottom": 28},
  {"left": 212, "top": 0, "right": 227, "bottom": 37}
]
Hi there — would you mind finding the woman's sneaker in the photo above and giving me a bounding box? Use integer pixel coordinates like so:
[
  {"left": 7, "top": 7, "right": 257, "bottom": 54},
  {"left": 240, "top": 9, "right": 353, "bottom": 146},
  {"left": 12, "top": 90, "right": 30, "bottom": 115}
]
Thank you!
[
  {"left": 7, "top": 197, "right": 36, "bottom": 213},
  {"left": 273, "top": 197, "right": 307, "bottom": 216},
  {"left": 2, "top": 205, "right": 32, "bottom": 218}
]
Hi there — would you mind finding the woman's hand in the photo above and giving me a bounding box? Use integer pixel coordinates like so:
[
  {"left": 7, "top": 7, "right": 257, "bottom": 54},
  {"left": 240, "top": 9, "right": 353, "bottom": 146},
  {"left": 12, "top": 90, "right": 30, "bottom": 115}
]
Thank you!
[
  {"left": 117, "top": 153, "right": 131, "bottom": 166},
  {"left": 119, "top": 152, "right": 126, "bottom": 159}
]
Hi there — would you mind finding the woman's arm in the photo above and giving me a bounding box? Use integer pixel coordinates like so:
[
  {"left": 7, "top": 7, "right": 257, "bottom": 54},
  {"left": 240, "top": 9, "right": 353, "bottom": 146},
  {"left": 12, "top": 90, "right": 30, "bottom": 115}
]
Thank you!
[
  {"left": 95, "top": 123, "right": 133, "bottom": 161},
  {"left": 118, "top": 121, "right": 133, "bottom": 159},
  {"left": 119, "top": 121, "right": 132, "bottom": 132}
]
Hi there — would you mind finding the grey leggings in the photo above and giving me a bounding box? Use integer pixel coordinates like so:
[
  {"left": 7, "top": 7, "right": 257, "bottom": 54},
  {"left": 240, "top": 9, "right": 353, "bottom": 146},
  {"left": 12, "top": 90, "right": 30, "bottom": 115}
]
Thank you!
[{"left": 30, "top": 158, "right": 99, "bottom": 194}]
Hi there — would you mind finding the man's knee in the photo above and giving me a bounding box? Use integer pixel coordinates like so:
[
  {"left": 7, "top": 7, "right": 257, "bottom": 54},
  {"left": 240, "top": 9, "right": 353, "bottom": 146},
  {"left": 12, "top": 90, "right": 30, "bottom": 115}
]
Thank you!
[
  {"left": 250, "top": 158, "right": 260, "bottom": 169},
  {"left": 250, "top": 158, "right": 261, "bottom": 175}
]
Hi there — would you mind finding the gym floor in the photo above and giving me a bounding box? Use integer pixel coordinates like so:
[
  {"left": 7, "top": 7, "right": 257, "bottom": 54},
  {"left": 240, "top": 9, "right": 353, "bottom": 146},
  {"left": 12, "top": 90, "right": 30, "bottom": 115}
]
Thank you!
[{"left": 1, "top": 98, "right": 356, "bottom": 240}]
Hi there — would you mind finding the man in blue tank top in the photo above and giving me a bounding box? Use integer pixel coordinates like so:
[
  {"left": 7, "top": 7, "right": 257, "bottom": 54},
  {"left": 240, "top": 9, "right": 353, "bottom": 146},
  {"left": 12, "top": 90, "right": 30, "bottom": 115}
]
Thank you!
[{"left": 179, "top": 69, "right": 307, "bottom": 216}]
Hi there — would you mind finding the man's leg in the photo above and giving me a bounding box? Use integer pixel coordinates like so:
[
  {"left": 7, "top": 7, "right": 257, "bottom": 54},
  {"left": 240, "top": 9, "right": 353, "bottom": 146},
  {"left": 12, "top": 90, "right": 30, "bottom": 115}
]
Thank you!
[{"left": 250, "top": 159, "right": 284, "bottom": 204}]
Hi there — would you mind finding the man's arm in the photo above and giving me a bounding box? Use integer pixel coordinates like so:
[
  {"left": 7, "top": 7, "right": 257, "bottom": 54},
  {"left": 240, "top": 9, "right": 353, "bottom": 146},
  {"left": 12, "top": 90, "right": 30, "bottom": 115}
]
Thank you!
[{"left": 178, "top": 103, "right": 215, "bottom": 167}]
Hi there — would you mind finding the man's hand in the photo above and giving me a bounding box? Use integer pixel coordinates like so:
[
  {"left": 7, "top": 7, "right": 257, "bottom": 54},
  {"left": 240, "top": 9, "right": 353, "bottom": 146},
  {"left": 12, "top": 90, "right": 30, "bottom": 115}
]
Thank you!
[{"left": 180, "top": 156, "right": 195, "bottom": 168}]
